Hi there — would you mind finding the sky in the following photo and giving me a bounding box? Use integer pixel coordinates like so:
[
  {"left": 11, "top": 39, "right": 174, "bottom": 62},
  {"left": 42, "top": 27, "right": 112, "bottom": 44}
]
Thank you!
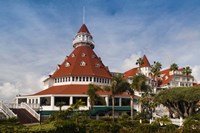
[{"left": 0, "top": 0, "right": 200, "bottom": 102}]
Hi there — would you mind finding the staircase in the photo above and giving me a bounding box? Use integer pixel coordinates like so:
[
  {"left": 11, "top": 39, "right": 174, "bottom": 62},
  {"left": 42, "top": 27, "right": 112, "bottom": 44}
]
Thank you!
[
  {"left": 11, "top": 108, "right": 39, "bottom": 124},
  {"left": 0, "top": 101, "right": 17, "bottom": 119}
]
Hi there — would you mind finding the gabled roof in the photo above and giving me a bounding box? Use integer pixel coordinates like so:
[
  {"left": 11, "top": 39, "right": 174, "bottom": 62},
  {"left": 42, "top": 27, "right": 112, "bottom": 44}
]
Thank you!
[
  {"left": 141, "top": 55, "right": 151, "bottom": 67},
  {"left": 32, "top": 85, "right": 130, "bottom": 96},
  {"left": 78, "top": 24, "right": 90, "bottom": 34},
  {"left": 159, "top": 68, "right": 193, "bottom": 86},
  {"left": 124, "top": 68, "right": 138, "bottom": 79},
  {"left": 159, "top": 68, "right": 174, "bottom": 86},
  {"left": 51, "top": 46, "right": 112, "bottom": 78},
  {"left": 123, "top": 55, "right": 151, "bottom": 79}
]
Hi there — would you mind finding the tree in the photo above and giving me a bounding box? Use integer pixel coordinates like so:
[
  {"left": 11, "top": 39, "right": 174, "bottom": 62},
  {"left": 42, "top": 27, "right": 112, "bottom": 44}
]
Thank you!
[
  {"left": 183, "top": 66, "right": 192, "bottom": 86},
  {"left": 170, "top": 63, "right": 179, "bottom": 72},
  {"left": 136, "top": 57, "right": 144, "bottom": 73},
  {"left": 131, "top": 74, "right": 151, "bottom": 119},
  {"left": 184, "top": 113, "right": 200, "bottom": 130},
  {"left": 131, "top": 74, "right": 150, "bottom": 92},
  {"left": 55, "top": 102, "right": 66, "bottom": 112},
  {"left": 67, "top": 99, "right": 85, "bottom": 112},
  {"left": 104, "top": 74, "right": 130, "bottom": 122},
  {"left": 155, "top": 87, "right": 200, "bottom": 118},
  {"left": 87, "top": 84, "right": 105, "bottom": 112},
  {"left": 150, "top": 61, "right": 162, "bottom": 90},
  {"left": 140, "top": 93, "right": 157, "bottom": 119}
]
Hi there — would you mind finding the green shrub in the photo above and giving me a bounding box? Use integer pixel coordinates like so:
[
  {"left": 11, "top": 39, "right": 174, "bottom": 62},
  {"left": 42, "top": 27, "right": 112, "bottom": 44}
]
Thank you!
[
  {"left": 87, "top": 120, "right": 122, "bottom": 133},
  {"left": 54, "top": 120, "right": 86, "bottom": 133},
  {"left": 133, "top": 123, "right": 159, "bottom": 133}
]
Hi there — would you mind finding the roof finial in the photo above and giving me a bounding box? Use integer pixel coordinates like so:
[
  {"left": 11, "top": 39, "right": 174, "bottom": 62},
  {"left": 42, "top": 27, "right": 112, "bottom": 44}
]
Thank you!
[{"left": 83, "top": 6, "right": 85, "bottom": 24}]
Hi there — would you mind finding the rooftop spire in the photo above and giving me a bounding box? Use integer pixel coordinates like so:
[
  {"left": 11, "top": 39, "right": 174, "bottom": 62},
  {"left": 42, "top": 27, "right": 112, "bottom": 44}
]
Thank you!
[
  {"left": 83, "top": 6, "right": 85, "bottom": 24},
  {"left": 141, "top": 55, "right": 151, "bottom": 67},
  {"left": 78, "top": 24, "right": 90, "bottom": 34}
]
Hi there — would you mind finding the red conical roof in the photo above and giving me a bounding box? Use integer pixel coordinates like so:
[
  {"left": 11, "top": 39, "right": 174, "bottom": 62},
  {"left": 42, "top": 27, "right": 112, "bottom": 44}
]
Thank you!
[
  {"left": 141, "top": 55, "right": 151, "bottom": 67},
  {"left": 51, "top": 46, "right": 112, "bottom": 78},
  {"left": 78, "top": 24, "right": 90, "bottom": 34}
]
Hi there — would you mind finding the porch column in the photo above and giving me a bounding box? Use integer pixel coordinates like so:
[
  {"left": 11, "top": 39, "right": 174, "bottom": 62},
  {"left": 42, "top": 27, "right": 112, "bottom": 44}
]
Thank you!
[
  {"left": 51, "top": 96, "right": 55, "bottom": 109},
  {"left": 87, "top": 97, "right": 90, "bottom": 107},
  {"left": 70, "top": 96, "right": 73, "bottom": 105},
  {"left": 105, "top": 96, "right": 109, "bottom": 106},
  {"left": 119, "top": 98, "right": 122, "bottom": 106}
]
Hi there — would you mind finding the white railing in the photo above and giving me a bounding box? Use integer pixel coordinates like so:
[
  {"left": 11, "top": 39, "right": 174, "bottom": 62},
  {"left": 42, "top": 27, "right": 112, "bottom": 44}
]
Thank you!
[
  {"left": 0, "top": 108, "right": 9, "bottom": 118},
  {"left": 7, "top": 103, "right": 40, "bottom": 110},
  {"left": 0, "top": 101, "right": 17, "bottom": 118},
  {"left": 152, "top": 113, "right": 184, "bottom": 126},
  {"left": 171, "top": 118, "right": 184, "bottom": 126},
  {"left": 21, "top": 102, "right": 40, "bottom": 121}
]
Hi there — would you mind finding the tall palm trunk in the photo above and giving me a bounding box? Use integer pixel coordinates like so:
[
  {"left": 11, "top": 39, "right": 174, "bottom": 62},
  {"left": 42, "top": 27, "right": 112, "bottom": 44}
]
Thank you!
[
  {"left": 131, "top": 95, "right": 134, "bottom": 120},
  {"left": 112, "top": 95, "right": 115, "bottom": 122}
]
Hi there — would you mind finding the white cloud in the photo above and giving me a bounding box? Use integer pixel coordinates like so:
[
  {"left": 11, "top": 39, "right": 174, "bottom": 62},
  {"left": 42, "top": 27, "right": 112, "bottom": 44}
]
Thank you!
[
  {"left": 0, "top": 82, "right": 19, "bottom": 102},
  {"left": 192, "top": 65, "right": 200, "bottom": 83},
  {"left": 0, "top": 1, "right": 200, "bottom": 102},
  {"left": 120, "top": 54, "right": 141, "bottom": 72}
]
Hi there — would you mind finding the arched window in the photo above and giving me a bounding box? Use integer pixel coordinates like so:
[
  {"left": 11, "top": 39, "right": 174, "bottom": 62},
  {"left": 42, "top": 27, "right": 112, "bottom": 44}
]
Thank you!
[
  {"left": 72, "top": 53, "right": 75, "bottom": 57},
  {"left": 65, "top": 62, "right": 70, "bottom": 67},
  {"left": 96, "top": 63, "right": 101, "bottom": 68},
  {"left": 80, "top": 61, "right": 86, "bottom": 66},
  {"left": 81, "top": 53, "right": 86, "bottom": 57}
]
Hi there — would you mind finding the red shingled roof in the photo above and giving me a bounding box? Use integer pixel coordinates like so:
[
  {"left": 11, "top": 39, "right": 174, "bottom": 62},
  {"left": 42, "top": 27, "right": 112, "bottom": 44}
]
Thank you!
[
  {"left": 159, "top": 68, "right": 193, "bottom": 86},
  {"left": 51, "top": 46, "right": 112, "bottom": 78},
  {"left": 32, "top": 84, "right": 131, "bottom": 97},
  {"left": 141, "top": 55, "right": 151, "bottom": 67},
  {"left": 123, "top": 55, "right": 151, "bottom": 79},
  {"left": 78, "top": 24, "right": 90, "bottom": 34},
  {"left": 124, "top": 68, "right": 138, "bottom": 79}
]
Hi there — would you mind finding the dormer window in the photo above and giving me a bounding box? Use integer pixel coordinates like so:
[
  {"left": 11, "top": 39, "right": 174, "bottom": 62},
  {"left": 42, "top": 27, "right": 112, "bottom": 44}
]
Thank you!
[
  {"left": 65, "top": 62, "right": 70, "bottom": 67},
  {"left": 80, "top": 61, "right": 86, "bottom": 66},
  {"left": 72, "top": 53, "right": 75, "bottom": 57},
  {"left": 96, "top": 63, "right": 101, "bottom": 68},
  {"left": 81, "top": 53, "right": 86, "bottom": 57}
]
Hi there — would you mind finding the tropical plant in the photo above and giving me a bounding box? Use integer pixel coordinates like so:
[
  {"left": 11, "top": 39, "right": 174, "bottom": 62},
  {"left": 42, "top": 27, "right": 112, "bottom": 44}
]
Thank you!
[
  {"left": 55, "top": 102, "right": 66, "bottom": 112},
  {"left": 184, "top": 113, "right": 200, "bottom": 130},
  {"left": 155, "top": 87, "right": 200, "bottom": 118},
  {"left": 136, "top": 57, "right": 144, "bottom": 73},
  {"left": 67, "top": 99, "right": 85, "bottom": 111},
  {"left": 140, "top": 93, "right": 157, "bottom": 119},
  {"left": 131, "top": 74, "right": 150, "bottom": 92},
  {"left": 183, "top": 66, "right": 192, "bottom": 86},
  {"left": 150, "top": 61, "right": 162, "bottom": 89},
  {"left": 87, "top": 84, "right": 106, "bottom": 111},
  {"left": 154, "top": 115, "right": 172, "bottom": 126},
  {"left": 130, "top": 74, "right": 151, "bottom": 119},
  {"left": 170, "top": 63, "right": 179, "bottom": 73},
  {"left": 104, "top": 74, "right": 130, "bottom": 122}
]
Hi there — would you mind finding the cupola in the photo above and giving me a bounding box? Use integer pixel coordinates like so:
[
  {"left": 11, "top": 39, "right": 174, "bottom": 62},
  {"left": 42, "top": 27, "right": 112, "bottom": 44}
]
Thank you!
[{"left": 72, "top": 24, "right": 95, "bottom": 49}]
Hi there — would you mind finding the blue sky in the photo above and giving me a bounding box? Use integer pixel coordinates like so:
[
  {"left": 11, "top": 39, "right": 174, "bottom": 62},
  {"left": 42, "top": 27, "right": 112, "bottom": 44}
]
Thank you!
[{"left": 0, "top": 0, "right": 200, "bottom": 101}]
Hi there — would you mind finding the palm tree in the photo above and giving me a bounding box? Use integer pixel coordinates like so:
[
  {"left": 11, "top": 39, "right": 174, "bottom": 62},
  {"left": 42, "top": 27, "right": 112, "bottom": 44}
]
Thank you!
[
  {"left": 170, "top": 63, "right": 179, "bottom": 73},
  {"left": 104, "top": 74, "right": 130, "bottom": 122},
  {"left": 183, "top": 66, "right": 192, "bottom": 86},
  {"left": 136, "top": 57, "right": 144, "bottom": 73},
  {"left": 67, "top": 99, "right": 85, "bottom": 111},
  {"left": 55, "top": 102, "right": 66, "bottom": 112},
  {"left": 131, "top": 74, "right": 150, "bottom": 118},
  {"left": 87, "top": 84, "right": 105, "bottom": 112},
  {"left": 150, "top": 61, "right": 162, "bottom": 89},
  {"left": 131, "top": 74, "right": 149, "bottom": 92}
]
